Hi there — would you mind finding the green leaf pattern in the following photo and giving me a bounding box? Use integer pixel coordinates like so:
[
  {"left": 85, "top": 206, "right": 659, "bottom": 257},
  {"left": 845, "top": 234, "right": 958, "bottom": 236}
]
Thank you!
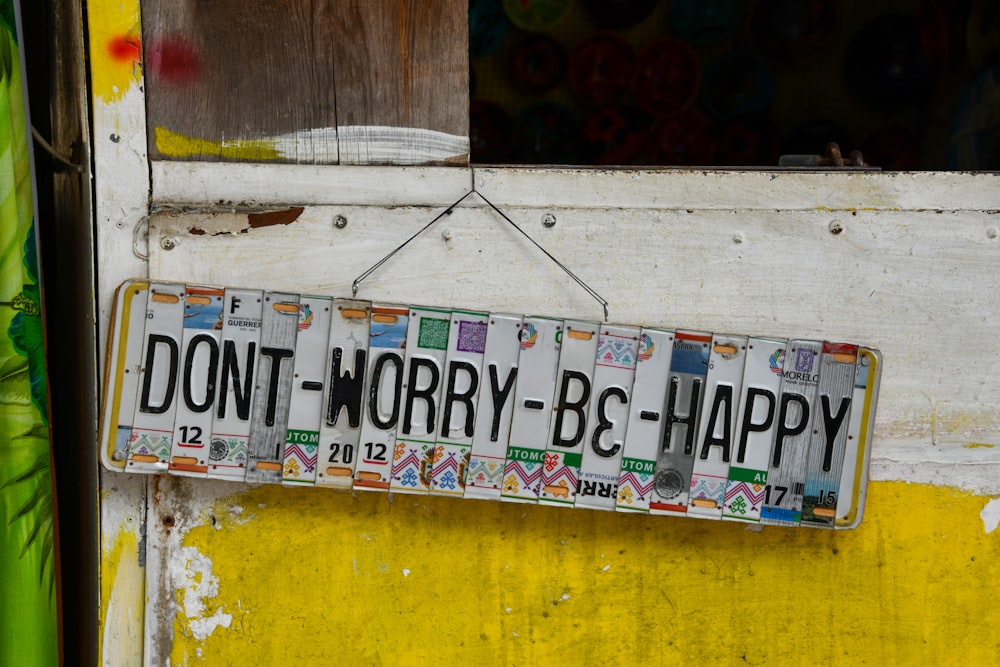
[{"left": 0, "top": 3, "right": 58, "bottom": 665}]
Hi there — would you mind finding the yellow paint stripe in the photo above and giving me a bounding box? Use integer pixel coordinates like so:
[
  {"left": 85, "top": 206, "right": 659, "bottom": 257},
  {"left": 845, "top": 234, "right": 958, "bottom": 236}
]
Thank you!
[{"left": 154, "top": 127, "right": 281, "bottom": 161}]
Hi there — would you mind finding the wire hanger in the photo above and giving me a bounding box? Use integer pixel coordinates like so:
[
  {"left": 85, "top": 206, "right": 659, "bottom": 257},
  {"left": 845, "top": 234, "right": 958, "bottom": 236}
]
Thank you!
[{"left": 351, "top": 178, "right": 609, "bottom": 322}]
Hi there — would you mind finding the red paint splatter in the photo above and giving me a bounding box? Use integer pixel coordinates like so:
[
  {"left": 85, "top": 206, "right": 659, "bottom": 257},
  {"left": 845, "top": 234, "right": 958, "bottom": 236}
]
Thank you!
[
  {"left": 147, "top": 36, "right": 203, "bottom": 85},
  {"left": 107, "top": 35, "right": 142, "bottom": 63}
]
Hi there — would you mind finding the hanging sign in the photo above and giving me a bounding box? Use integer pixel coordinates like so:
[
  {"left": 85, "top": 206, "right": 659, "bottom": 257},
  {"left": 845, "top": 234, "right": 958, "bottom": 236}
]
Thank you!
[{"left": 100, "top": 280, "right": 882, "bottom": 529}]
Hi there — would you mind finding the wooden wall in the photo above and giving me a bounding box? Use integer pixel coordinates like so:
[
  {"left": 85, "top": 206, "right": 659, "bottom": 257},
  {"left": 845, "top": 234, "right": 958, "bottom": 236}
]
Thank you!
[{"left": 140, "top": 0, "right": 469, "bottom": 165}]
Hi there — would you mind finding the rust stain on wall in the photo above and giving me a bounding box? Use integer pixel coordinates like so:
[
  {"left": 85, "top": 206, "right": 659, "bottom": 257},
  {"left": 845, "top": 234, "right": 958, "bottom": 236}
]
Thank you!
[{"left": 247, "top": 207, "right": 304, "bottom": 229}]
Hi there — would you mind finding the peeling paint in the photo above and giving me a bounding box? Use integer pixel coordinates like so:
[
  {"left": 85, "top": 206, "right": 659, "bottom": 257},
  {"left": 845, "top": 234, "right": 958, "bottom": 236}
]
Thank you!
[
  {"left": 980, "top": 498, "right": 1000, "bottom": 534},
  {"left": 247, "top": 207, "right": 304, "bottom": 229},
  {"left": 133, "top": 479, "right": 1000, "bottom": 664},
  {"left": 155, "top": 126, "right": 280, "bottom": 161}
]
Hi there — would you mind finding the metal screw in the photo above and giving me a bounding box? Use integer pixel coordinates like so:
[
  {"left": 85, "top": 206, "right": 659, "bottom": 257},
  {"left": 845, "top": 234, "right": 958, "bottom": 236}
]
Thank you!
[
  {"left": 160, "top": 236, "right": 177, "bottom": 250},
  {"left": 112, "top": 450, "right": 126, "bottom": 461},
  {"left": 988, "top": 226, "right": 999, "bottom": 240},
  {"left": 542, "top": 213, "right": 556, "bottom": 228},
  {"left": 334, "top": 214, "right": 348, "bottom": 229},
  {"left": 828, "top": 221, "right": 844, "bottom": 235},
  {"left": 733, "top": 232, "right": 745, "bottom": 244}
]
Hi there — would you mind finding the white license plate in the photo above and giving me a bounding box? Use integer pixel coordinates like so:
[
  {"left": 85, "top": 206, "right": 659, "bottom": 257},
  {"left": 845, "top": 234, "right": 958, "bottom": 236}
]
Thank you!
[
  {"left": 502, "top": 317, "right": 562, "bottom": 503},
  {"left": 428, "top": 309, "right": 490, "bottom": 496},
  {"left": 760, "top": 339, "right": 823, "bottom": 526},
  {"left": 835, "top": 348, "right": 881, "bottom": 528},
  {"left": 168, "top": 286, "right": 225, "bottom": 477},
  {"left": 315, "top": 299, "right": 370, "bottom": 489},
  {"left": 353, "top": 304, "right": 408, "bottom": 491},
  {"left": 616, "top": 329, "right": 674, "bottom": 512},
  {"left": 575, "top": 324, "right": 640, "bottom": 511},
  {"left": 721, "top": 337, "right": 785, "bottom": 523},
  {"left": 649, "top": 330, "right": 711, "bottom": 515},
  {"left": 281, "top": 296, "right": 333, "bottom": 487},
  {"left": 465, "top": 314, "right": 522, "bottom": 500},
  {"left": 538, "top": 320, "right": 600, "bottom": 507},
  {"left": 207, "top": 288, "right": 263, "bottom": 482},
  {"left": 127, "top": 282, "right": 187, "bottom": 473},
  {"left": 800, "top": 343, "right": 859, "bottom": 527},
  {"left": 389, "top": 306, "right": 451, "bottom": 494},
  {"left": 245, "top": 292, "right": 300, "bottom": 484},
  {"left": 99, "top": 279, "right": 884, "bottom": 531},
  {"left": 99, "top": 280, "right": 149, "bottom": 470},
  {"left": 687, "top": 335, "right": 748, "bottom": 519}
]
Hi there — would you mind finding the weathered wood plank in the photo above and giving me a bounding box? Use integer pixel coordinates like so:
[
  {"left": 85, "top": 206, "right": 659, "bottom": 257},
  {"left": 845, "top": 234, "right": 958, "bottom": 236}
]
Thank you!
[
  {"left": 140, "top": 0, "right": 340, "bottom": 163},
  {"left": 151, "top": 163, "right": 1000, "bottom": 212},
  {"left": 331, "top": 0, "right": 469, "bottom": 165},
  {"left": 140, "top": 0, "right": 468, "bottom": 165}
]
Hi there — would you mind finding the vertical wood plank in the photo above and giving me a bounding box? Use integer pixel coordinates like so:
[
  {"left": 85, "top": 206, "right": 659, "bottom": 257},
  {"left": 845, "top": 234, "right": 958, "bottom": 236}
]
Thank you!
[
  {"left": 140, "top": 0, "right": 468, "bottom": 165},
  {"left": 141, "top": 0, "right": 339, "bottom": 163},
  {"left": 332, "top": 0, "right": 469, "bottom": 165}
]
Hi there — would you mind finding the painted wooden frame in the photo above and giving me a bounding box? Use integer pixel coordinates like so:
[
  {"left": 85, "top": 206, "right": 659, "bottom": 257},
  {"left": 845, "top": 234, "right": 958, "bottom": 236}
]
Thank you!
[{"left": 89, "top": 2, "right": 1000, "bottom": 664}]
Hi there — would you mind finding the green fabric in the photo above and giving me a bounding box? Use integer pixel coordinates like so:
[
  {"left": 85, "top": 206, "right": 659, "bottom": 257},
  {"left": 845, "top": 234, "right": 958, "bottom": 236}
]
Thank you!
[{"left": 0, "top": 2, "right": 57, "bottom": 665}]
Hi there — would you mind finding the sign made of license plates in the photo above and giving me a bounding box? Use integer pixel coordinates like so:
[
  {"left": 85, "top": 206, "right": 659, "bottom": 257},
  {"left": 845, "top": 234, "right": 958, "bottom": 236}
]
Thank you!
[{"left": 100, "top": 280, "right": 882, "bottom": 530}]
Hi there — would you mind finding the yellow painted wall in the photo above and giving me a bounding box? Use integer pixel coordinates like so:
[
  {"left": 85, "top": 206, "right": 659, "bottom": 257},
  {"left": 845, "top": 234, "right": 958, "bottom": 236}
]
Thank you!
[{"left": 160, "top": 481, "right": 999, "bottom": 665}]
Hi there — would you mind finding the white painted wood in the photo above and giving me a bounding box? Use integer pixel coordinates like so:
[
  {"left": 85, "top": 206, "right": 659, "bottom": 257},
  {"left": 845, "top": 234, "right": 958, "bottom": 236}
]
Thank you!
[
  {"left": 337, "top": 126, "right": 469, "bottom": 166},
  {"left": 93, "top": 92, "right": 150, "bottom": 359},
  {"left": 144, "top": 202, "right": 1000, "bottom": 492},
  {"left": 151, "top": 164, "right": 1000, "bottom": 212},
  {"left": 474, "top": 168, "right": 1000, "bottom": 212},
  {"left": 151, "top": 162, "right": 472, "bottom": 209}
]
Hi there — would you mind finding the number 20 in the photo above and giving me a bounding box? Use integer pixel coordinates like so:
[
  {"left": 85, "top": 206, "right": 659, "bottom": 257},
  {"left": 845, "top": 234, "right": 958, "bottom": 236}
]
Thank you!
[{"left": 327, "top": 443, "right": 355, "bottom": 464}]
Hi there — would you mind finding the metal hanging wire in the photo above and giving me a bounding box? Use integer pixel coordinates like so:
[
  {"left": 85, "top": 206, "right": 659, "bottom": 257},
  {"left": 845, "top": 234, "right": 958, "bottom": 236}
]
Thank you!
[{"left": 352, "top": 182, "right": 609, "bottom": 321}]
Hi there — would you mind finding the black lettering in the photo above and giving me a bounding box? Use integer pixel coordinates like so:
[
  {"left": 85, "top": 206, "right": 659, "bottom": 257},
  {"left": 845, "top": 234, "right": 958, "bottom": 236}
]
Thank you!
[
  {"left": 662, "top": 376, "right": 702, "bottom": 455},
  {"left": 488, "top": 364, "right": 518, "bottom": 441},
  {"left": 229, "top": 296, "right": 242, "bottom": 314},
  {"left": 327, "top": 348, "right": 366, "bottom": 428},
  {"left": 597, "top": 482, "right": 615, "bottom": 498},
  {"left": 182, "top": 334, "right": 219, "bottom": 413},
  {"left": 771, "top": 393, "right": 810, "bottom": 468},
  {"left": 260, "top": 346, "right": 294, "bottom": 427},
  {"left": 552, "top": 370, "right": 591, "bottom": 448},
  {"left": 403, "top": 358, "right": 441, "bottom": 435},
  {"left": 140, "top": 334, "right": 179, "bottom": 414},
  {"left": 699, "top": 385, "right": 733, "bottom": 462},
  {"left": 591, "top": 386, "right": 627, "bottom": 457},
  {"left": 735, "top": 387, "right": 775, "bottom": 463},
  {"left": 368, "top": 352, "right": 403, "bottom": 430},
  {"left": 441, "top": 360, "right": 478, "bottom": 439},
  {"left": 820, "top": 395, "right": 851, "bottom": 471},
  {"left": 217, "top": 340, "right": 256, "bottom": 421}
]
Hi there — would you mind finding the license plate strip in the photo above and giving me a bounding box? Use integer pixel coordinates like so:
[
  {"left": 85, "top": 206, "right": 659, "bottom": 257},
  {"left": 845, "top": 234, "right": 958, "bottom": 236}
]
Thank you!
[
  {"left": 575, "top": 324, "right": 640, "bottom": 511},
  {"left": 207, "top": 288, "right": 263, "bottom": 482},
  {"left": 353, "top": 304, "right": 409, "bottom": 491},
  {"left": 315, "top": 299, "right": 370, "bottom": 489},
  {"left": 616, "top": 329, "right": 674, "bottom": 513},
  {"left": 465, "top": 314, "right": 522, "bottom": 500},
  {"left": 687, "top": 335, "right": 748, "bottom": 519},
  {"left": 99, "top": 280, "right": 149, "bottom": 470},
  {"left": 761, "top": 339, "right": 823, "bottom": 526},
  {"left": 429, "top": 309, "right": 490, "bottom": 496},
  {"left": 245, "top": 292, "right": 300, "bottom": 484},
  {"left": 127, "top": 282, "right": 187, "bottom": 473},
  {"left": 168, "top": 286, "right": 225, "bottom": 477},
  {"left": 101, "top": 280, "right": 883, "bottom": 530},
  {"left": 650, "top": 331, "right": 711, "bottom": 516},
  {"left": 281, "top": 296, "right": 333, "bottom": 487},
  {"left": 538, "top": 320, "right": 600, "bottom": 507},
  {"left": 502, "top": 317, "right": 562, "bottom": 503}
]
